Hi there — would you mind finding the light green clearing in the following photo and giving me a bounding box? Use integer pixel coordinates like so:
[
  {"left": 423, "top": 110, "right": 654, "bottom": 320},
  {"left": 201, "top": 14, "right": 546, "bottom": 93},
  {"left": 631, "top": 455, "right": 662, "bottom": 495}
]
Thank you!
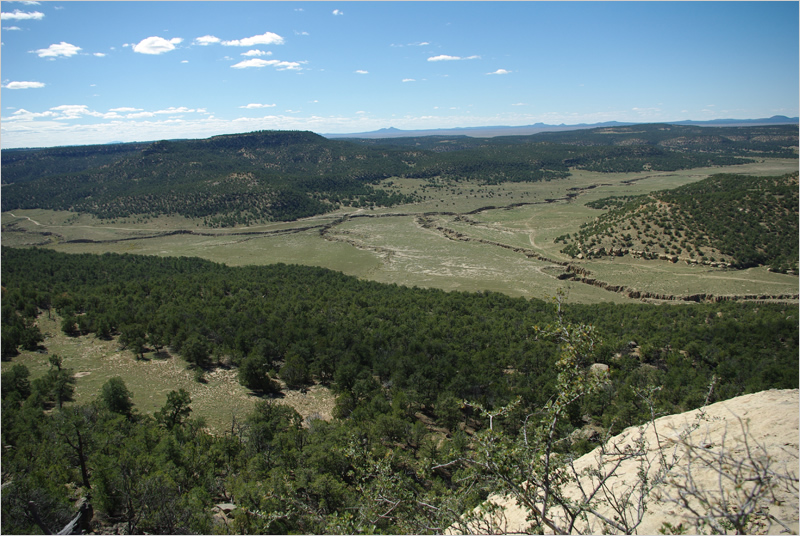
[
  {"left": 4, "top": 314, "right": 259, "bottom": 431},
  {"left": 325, "top": 214, "right": 628, "bottom": 302},
  {"left": 2, "top": 159, "right": 797, "bottom": 304}
]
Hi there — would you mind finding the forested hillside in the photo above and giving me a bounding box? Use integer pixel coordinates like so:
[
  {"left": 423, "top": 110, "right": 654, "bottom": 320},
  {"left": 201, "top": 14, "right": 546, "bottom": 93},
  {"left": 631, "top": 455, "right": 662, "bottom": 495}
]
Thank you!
[
  {"left": 2, "top": 246, "right": 797, "bottom": 533},
  {"left": 1, "top": 131, "right": 418, "bottom": 226},
  {"left": 559, "top": 172, "right": 799, "bottom": 272},
  {"left": 3, "top": 124, "right": 796, "bottom": 226},
  {"left": 346, "top": 123, "right": 799, "bottom": 158}
]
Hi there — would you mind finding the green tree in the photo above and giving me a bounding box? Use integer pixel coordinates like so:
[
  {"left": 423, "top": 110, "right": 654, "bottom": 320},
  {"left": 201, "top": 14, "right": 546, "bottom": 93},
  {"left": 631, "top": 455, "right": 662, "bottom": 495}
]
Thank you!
[
  {"left": 181, "top": 334, "right": 210, "bottom": 369},
  {"left": 1, "top": 364, "right": 32, "bottom": 401},
  {"left": 61, "top": 314, "right": 78, "bottom": 336},
  {"left": 119, "top": 324, "right": 147, "bottom": 360},
  {"left": 100, "top": 377, "right": 134, "bottom": 418},
  {"left": 280, "top": 353, "right": 309, "bottom": 390},
  {"left": 155, "top": 389, "right": 192, "bottom": 430},
  {"left": 30, "top": 356, "right": 76, "bottom": 409},
  {"left": 238, "top": 354, "right": 279, "bottom": 394}
]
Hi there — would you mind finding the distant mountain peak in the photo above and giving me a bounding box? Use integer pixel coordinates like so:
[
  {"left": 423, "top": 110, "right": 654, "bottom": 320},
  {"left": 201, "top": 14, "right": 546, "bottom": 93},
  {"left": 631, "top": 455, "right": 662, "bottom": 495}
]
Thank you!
[{"left": 325, "top": 117, "right": 798, "bottom": 140}]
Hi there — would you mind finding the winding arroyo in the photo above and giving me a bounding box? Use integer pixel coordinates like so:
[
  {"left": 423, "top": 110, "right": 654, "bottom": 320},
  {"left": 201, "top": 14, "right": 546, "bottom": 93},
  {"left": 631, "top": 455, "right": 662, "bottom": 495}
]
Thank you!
[{"left": 4, "top": 185, "right": 796, "bottom": 304}]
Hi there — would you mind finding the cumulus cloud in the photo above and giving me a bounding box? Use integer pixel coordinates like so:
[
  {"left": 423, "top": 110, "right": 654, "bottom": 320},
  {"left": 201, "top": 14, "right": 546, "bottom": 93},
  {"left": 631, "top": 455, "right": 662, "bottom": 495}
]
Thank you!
[
  {"left": 8, "top": 108, "right": 57, "bottom": 120},
  {"left": 5, "top": 81, "right": 45, "bottom": 89},
  {"left": 239, "top": 103, "right": 276, "bottom": 109},
  {"left": 428, "top": 54, "right": 480, "bottom": 62},
  {"left": 3, "top": 25, "right": 22, "bottom": 30},
  {"left": 1, "top": 9, "right": 44, "bottom": 20},
  {"left": 94, "top": 52, "right": 106, "bottom": 57},
  {"left": 133, "top": 36, "right": 183, "bottom": 55},
  {"left": 332, "top": 9, "right": 343, "bottom": 16},
  {"left": 35, "top": 42, "right": 81, "bottom": 57},
  {"left": 231, "top": 58, "right": 301, "bottom": 70},
  {"left": 231, "top": 58, "right": 274, "bottom": 69},
  {"left": 194, "top": 35, "right": 220, "bottom": 46},
  {"left": 402, "top": 78, "right": 416, "bottom": 82},
  {"left": 222, "top": 31, "right": 284, "bottom": 47},
  {"left": 355, "top": 70, "right": 368, "bottom": 74},
  {"left": 49, "top": 104, "right": 110, "bottom": 119},
  {"left": 487, "top": 69, "right": 511, "bottom": 75},
  {"left": 242, "top": 49, "right": 271, "bottom": 57}
]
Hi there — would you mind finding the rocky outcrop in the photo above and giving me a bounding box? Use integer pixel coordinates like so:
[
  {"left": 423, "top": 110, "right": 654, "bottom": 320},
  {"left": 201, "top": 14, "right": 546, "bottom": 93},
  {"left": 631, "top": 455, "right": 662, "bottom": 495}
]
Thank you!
[{"left": 461, "top": 389, "right": 799, "bottom": 535}]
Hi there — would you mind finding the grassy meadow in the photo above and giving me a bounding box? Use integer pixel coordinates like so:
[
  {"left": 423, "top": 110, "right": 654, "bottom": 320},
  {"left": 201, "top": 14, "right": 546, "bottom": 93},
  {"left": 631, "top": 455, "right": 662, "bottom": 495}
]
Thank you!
[
  {"left": 2, "top": 158, "right": 798, "bottom": 430},
  {"left": 2, "top": 312, "right": 336, "bottom": 432},
  {"left": 3, "top": 158, "right": 797, "bottom": 303}
]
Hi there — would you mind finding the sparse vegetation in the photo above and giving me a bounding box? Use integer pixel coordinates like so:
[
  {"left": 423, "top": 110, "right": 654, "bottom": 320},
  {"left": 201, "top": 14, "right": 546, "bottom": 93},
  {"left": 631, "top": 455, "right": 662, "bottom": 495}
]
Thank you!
[{"left": 562, "top": 172, "right": 799, "bottom": 273}]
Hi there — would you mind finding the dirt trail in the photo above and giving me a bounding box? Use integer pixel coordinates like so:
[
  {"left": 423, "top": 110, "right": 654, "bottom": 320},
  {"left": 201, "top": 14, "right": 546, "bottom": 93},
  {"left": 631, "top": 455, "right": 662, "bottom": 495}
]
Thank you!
[{"left": 421, "top": 216, "right": 797, "bottom": 304}]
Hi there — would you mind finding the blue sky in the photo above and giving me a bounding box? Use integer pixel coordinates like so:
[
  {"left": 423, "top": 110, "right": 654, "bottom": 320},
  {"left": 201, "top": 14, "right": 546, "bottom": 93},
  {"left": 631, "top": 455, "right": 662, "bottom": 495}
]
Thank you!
[{"left": 2, "top": 1, "right": 798, "bottom": 148}]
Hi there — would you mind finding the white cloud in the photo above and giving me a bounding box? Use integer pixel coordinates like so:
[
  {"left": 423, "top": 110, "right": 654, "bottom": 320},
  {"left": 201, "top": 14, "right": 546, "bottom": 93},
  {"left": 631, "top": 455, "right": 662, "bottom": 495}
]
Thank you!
[
  {"left": 231, "top": 58, "right": 274, "bottom": 69},
  {"left": 239, "top": 103, "right": 276, "bottom": 109},
  {"left": 487, "top": 69, "right": 511, "bottom": 75},
  {"left": 133, "top": 36, "right": 183, "bottom": 55},
  {"left": 3, "top": 25, "right": 22, "bottom": 30},
  {"left": 242, "top": 49, "right": 271, "bottom": 57},
  {"left": 428, "top": 54, "right": 480, "bottom": 62},
  {"left": 94, "top": 52, "right": 106, "bottom": 57},
  {"left": 126, "top": 111, "right": 155, "bottom": 119},
  {"left": 295, "top": 30, "right": 310, "bottom": 36},
  {"left": 230, "top": 58, "right": 301, "bottom": 70},
  {"left": 274, "top": 60, "right": 303, "bottom": 71},
  {"left": 332, "top": 9, "right": 343, "bottom": 16},
  {"left": 1, "top": 9, "right": 44, "bottom": 20},
  {"left": 153, "top": 107, "right": 196, "bottom": 115},
  {"left": 222, "top": 31, "right": 284, "bottom": 47},
  {"left": 5, "top": 81, "right": 45, "bottom": 89},
  {"left": 49, "top": 104, "right": 112, "bottom": 119},
  {"left": 181, "top": 60, "right": 189, "bottom": 63},
  {"left": 402, "top": 78, "right": 416, "bottom": 82},
  {"left": 3, "top": 108, "right": 56, "bottom": 120},
  {"left": 511, "top": 102, "right": 527, "bottom": 106},
  {"left": 7, "top": 108, "right": 56, "bottom": 120},
  {"left": 35, "top": 42, "right": 81, "bottom": 57},
  {"left": 194, "top": 35, "right": 220, "bottom": 46},
  {"left": 355, "top": 70, "right": 368, "bottom": 74},
  {"left": 49, "top": 104, "right": 86, "bottom": 114},
  {"left": 394, "top": 41, "right": 430, "bottom": 48}
]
